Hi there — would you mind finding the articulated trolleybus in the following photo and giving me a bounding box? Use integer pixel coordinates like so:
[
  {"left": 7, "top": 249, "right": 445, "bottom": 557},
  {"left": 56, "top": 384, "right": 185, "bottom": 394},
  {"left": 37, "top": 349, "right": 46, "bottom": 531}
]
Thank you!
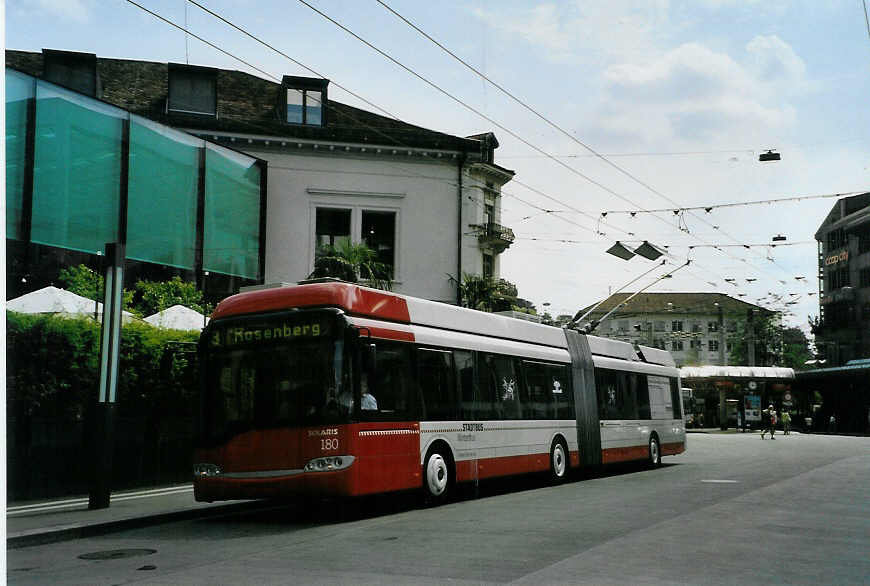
[{"left": 193, "top": 282, "right": 686, "bottom": 503}]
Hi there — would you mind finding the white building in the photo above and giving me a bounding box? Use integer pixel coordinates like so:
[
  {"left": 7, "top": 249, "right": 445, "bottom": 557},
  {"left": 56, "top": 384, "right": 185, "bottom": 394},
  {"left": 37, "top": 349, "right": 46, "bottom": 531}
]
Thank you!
[{"left": 7, "top": 50, "right": 515, "bottom": 303}]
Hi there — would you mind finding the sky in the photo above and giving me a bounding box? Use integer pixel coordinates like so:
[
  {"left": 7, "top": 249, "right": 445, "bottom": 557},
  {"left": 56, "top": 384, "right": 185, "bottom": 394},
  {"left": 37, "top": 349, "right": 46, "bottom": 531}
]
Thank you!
[{"left": 6, "top": 0, "right": 870, "bottom": 333}]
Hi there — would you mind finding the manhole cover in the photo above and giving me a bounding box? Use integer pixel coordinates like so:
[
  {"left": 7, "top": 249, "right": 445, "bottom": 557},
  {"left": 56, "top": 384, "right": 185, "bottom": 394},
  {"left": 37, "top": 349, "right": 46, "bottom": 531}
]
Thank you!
[{"left": 78, "top": 549, "right": 157, "bottom": 560}]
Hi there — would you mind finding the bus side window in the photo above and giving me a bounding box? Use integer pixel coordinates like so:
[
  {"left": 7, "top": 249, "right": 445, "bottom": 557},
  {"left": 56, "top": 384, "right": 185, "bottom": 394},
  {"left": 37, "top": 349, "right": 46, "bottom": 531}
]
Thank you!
[
  {"left": 521, "top": 360, "right": 552, "bottom": 420},
  {"left": 453, "top": 350, "right": 474, "bottom": 420},
  {"left": 477, "top": 353, "right": 519, "bottom": 420},
  {"left": 637, "top": 375, "right": 651, "bottom": 419},
  {"left": 366, "top": 341, "right": 411, "bottom": 419},
  {"left": 417, "top": 348, "right": 456, "bottom": 421},
  {"left": 554, "top": 365, "right": 574, "bottom": 420},
  {"left": 669, "top": 378, "right": 682, "bottom": 419}
]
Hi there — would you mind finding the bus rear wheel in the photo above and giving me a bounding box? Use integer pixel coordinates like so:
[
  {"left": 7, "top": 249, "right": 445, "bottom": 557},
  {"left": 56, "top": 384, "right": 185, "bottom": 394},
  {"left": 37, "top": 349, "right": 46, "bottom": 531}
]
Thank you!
[
  {"left": 423, "top": 448, "right": 452, "bottom": 505},
  {"left": 550, "top": 438, "right": 568, "bottom": 483},
  {"left": 648, "top": 435, "right": 661, "bottom": 468}
]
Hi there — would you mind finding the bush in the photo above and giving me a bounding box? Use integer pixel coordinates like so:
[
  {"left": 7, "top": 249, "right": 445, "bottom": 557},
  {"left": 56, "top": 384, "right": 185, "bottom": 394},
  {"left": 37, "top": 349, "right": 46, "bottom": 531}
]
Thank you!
[{"left": 6, "top": 311, "right": 201, "bottom": 499}]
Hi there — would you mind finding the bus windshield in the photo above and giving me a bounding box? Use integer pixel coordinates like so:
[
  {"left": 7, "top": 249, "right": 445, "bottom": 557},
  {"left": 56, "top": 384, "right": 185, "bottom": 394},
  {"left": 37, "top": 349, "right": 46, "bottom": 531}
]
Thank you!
[{"left": 200, "top": 310, "right": 351, "bottom": 444}]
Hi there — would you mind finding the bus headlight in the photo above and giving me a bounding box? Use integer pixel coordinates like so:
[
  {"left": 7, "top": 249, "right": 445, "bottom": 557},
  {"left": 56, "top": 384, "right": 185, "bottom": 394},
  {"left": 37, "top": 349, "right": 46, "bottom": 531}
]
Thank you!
[
  {"left": 193, "top": 463, "right": 222, "bottom": 477},
  {"left": 304, "top": 455, "right": 354, "bottom": 472}
]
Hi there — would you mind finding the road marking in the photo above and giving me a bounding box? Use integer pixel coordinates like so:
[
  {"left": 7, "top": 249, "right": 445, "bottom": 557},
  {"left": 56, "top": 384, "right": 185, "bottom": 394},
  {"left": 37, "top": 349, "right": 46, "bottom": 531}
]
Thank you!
[
  {"left": 701, "top": 479, "right": 739, "bottom": 483},
  {"left": 7, "top": 485, "right": 194, "bottom": 516}
]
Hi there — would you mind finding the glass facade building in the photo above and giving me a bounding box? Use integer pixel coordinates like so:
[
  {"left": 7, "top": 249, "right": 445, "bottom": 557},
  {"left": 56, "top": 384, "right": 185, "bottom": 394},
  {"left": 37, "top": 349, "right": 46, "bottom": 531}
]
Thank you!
[{"left": 5, "top": 68, "right": 266, "bottom": 291}]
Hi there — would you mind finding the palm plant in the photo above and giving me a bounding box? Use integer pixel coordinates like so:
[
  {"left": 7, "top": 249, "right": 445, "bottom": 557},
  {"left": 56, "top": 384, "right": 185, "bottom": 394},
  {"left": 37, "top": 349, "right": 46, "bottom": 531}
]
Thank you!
[{"left": 308, "top": 240, "right": 393, "bottom": 291}]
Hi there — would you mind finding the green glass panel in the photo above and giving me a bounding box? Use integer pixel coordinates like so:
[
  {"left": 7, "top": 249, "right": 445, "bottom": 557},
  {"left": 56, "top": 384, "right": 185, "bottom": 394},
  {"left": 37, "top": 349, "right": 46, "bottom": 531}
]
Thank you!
[
  {"left": 203, "top": 144, "right": 261, "bottom": 279},
  {"left": 32, "top": 81, "right": 124, "bottom": 254},
  {"left": 5, "top": 70, "right": 34, "bottom": 241},
  {"left": 127, "top": 116, "right": 201, "bottom": 269}
]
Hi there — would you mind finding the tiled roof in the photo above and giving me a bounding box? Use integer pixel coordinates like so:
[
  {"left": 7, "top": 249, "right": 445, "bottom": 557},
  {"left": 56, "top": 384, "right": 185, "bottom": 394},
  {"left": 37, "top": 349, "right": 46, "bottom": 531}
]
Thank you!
[
  {"left": 578, "top": 292, "right": 774, "bottom": 318},
  {"left": 6, "top": 49, "right": 491, "bottom": 154}
]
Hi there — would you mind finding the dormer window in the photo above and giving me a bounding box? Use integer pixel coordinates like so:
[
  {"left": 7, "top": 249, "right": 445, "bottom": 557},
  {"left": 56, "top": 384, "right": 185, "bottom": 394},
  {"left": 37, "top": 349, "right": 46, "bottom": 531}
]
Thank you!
[
  {"left": 282, "top": 76, "right": 328, "bottom": 126},
  {"left": 43, "top": 49, "right": 99, "bottom": 97},
  {"left": 168, "top": 64, "right": 217, "bottom": 116}
]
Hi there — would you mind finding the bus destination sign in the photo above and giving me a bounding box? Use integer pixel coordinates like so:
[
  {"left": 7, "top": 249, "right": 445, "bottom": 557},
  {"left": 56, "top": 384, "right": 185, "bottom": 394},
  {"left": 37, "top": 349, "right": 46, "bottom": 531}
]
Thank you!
[{"left": 210, "top": 318, "right": 329, "bottom": 347}]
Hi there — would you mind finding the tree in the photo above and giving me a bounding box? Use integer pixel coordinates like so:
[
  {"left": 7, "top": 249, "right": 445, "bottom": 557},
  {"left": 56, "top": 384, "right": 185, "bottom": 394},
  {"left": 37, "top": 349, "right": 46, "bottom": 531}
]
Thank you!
[
  {"left": 58, "top": 264, "right": 134, "bottom": 311},
  {"left": 728, "top": 313, "right": 796, "bottom": 366},
  {"left": 782, "top": 326, "right": 812, "bottom": 370},
  {"left": 449, "top": 274, "right": 522, "bottom": 314},
  {"left": 132, "top": 276, "right": 204, "bottom": 316},
  {"left": 308, "top": 241, "right": 392, "bottom": 291}
]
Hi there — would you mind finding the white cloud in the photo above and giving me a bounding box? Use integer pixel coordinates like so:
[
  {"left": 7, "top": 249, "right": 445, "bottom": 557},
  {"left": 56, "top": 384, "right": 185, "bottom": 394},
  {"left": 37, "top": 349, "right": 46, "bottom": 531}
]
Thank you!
[
  {"left": 18, "top": 0, "right": 91, "bottom": 23},
  {"left": 471, "top": 1, "right": 671, "bottom": 63},
  {"left": 594, "top": 37, "right": 805, "bottom": 145}
]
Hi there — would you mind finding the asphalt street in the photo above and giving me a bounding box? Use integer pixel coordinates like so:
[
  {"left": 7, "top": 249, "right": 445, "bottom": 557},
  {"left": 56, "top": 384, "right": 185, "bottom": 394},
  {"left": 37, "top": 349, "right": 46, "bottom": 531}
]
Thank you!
[{"left": 8, "top": 432, "right": 870, "bottom": 585}]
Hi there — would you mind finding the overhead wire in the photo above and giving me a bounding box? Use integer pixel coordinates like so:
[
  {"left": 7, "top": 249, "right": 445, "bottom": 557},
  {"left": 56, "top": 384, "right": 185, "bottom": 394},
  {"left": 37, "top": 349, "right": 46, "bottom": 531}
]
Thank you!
[
  {"left": 370, "top": 0, "right": 807, "bottom": 291},
  {"left": 132, "top": 0, "right": 791, "bottom": 312}
]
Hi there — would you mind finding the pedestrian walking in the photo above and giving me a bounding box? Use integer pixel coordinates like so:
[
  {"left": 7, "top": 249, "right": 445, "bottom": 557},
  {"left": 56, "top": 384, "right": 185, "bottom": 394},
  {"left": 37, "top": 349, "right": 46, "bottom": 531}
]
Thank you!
[
  {"left": 782, "top": 411, "right": 791, "bottom": 435},
  {"left": 761, "top": 405, "right": 776, "bottom": 439}
]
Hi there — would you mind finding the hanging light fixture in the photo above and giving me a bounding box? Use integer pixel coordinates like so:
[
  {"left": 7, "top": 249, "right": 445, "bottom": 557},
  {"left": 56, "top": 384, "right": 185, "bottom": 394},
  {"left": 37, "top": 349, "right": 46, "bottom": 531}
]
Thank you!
[
  {"left": 634, "top": 241, "right": 665, "bottom": 261},
  {"left": 606, "top": 241, "right": 636, "bottom": 260}
]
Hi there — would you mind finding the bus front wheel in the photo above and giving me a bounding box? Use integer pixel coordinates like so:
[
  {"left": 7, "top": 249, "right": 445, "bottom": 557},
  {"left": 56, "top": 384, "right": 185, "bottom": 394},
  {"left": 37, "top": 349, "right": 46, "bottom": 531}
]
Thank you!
[
  {"left": 424, "top": 447, "right": 452, "bottom": 505},
  {"left": 648, "top": 435, "right": 661, "bottom": 468},
  {"left": 550, "top": 438, "right": 569, "bottom": 483}
]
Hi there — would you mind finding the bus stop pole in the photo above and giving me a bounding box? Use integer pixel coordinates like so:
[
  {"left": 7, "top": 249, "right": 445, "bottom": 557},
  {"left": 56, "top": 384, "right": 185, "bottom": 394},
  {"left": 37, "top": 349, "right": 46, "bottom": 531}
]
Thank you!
[{"left": 89, "top": 242, "right": 125, "bottom": 510}]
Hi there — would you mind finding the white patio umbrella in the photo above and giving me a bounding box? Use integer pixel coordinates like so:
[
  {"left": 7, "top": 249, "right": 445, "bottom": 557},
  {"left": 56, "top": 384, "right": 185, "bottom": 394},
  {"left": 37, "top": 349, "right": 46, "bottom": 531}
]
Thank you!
[
  {"left": 6, "top": 285, "right": 137, "bottom": 321},
  {"left": 144, "top": 304, "right": 208, "bottom": 331}
]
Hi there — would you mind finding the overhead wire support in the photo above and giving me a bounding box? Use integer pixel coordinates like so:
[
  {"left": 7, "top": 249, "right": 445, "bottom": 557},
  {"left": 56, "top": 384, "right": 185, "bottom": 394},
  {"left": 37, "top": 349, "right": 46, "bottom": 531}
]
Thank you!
[{"left": 602, "top": 190, "right": 867, "bottom": 216}]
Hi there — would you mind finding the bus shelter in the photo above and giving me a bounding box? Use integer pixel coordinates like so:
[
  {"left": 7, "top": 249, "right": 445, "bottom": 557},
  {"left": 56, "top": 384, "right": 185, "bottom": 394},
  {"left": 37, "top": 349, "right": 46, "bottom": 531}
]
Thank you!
[
  {"left": 794, "top": 359, "right": 870, "bottom": 434},
  {"left": 680, "top": 366, "right": 796, "bottom": 431}
]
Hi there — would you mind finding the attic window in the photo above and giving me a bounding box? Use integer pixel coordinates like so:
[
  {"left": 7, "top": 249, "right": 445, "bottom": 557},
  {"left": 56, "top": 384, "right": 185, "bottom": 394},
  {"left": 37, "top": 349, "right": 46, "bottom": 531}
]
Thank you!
[
  {"left": 282, "top": 76, "right": 328, "bottom": 126},
  {"left": 168, "top": 65, "right": 216, "bottom": 116},
  {"left": 287, "top": 89, "right": 322, "bottom": 125},
  {"left": 43, "top": 49, "right": 98, "bottom": 97}
]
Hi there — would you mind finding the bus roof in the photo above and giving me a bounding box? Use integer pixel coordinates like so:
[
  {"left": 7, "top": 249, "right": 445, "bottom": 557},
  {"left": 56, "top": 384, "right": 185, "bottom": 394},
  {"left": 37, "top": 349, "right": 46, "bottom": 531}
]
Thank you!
[{"left": 211, "top": 282, "right": 676, "bottom": 366}]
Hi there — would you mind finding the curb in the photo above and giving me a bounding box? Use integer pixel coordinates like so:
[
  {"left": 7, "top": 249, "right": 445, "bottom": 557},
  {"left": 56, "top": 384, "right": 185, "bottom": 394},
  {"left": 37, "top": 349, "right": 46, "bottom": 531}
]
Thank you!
[{"left": 6, "top": 501, "right": 266, "bottom": 550}]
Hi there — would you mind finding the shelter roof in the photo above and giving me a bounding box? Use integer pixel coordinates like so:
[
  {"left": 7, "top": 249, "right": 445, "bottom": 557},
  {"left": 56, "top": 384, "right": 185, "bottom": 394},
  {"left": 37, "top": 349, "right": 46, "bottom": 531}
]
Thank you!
[{"left": 680, "top": 365, "right": 795, "bottom": 380}]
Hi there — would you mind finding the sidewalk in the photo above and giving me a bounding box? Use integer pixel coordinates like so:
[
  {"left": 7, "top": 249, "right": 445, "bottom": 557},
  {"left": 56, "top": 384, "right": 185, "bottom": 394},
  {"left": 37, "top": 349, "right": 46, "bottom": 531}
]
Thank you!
[{"left": 6, "top": 484, "right": 259, "bottom": 549}]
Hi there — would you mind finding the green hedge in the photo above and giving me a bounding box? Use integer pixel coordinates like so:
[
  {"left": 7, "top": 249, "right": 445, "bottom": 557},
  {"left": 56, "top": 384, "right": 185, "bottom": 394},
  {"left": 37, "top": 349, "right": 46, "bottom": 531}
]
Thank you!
[
  {"left": 6, "top": 312, "right": 201, "bottom": 499},
  {"left": 6, "top": 311, "right": 200, "bottom": 418}
]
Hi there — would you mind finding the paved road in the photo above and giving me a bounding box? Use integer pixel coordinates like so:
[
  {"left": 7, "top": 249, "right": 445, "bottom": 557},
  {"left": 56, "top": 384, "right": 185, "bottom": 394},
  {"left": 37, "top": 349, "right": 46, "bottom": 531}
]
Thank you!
[{"left": 8, "top": 433, "right": 870, "bottom": 585}]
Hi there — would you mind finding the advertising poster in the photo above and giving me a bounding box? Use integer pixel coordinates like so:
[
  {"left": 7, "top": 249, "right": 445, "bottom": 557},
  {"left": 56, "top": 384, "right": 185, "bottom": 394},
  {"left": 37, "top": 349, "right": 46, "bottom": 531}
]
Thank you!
[{"left": 745, "top": 394, "right": 761, "bottom": 422}]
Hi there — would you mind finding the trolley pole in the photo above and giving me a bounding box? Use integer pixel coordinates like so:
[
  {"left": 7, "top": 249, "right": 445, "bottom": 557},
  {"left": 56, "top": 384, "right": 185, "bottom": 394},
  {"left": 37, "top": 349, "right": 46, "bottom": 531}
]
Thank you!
[{"left": 89, "top": 242, "right": 125, "bottom": 510}]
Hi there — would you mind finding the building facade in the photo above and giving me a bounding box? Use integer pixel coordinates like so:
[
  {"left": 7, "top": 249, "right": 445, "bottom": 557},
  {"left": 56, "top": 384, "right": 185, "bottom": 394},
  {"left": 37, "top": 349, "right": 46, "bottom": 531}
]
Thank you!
[
  {"left": 6, "top": 49, "right": 515, "bottom": 304},
  {"left": 577, "top": 292, "right": 778, "bottom": 367},
  {"left": 813, "top": 192, "right": 870, "bottom": 365}
]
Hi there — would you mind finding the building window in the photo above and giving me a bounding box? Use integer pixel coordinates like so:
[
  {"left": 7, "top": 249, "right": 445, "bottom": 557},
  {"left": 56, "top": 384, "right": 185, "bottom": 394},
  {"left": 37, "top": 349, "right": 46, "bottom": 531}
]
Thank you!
[
  {"left": 482, "top": 253, "right": 494, "bottom": 278},
  {"left": 654, "top": 321, "right": 665, "bottom": 332},
  {"left": 708, "top": 321, "right": 719, "bottom": 332},
  {"left": 315, "top": 208, "right": 351, "bottom": 256},
  {"left": 314, "top": 207, "right": 397, "bottom": 278},
  {"left": 362, "top": 211, "right": 395, "bottom": 278},
  {"left": 691, "top": 322, "right": 702, "bottom": 333},
  {"left": 672, "top": 321, "right": 683, "bottom": 332},
  {"left": 286, "top": 88, "right": 322, "bottom": 125},
  {"left": 168, "top": 65, "right": 216, "bottom": 116},
  {"left": 828, "top": 267, "right": 851, "bottom": 290},
  {"left": 672, "top": 340, "right": 684, "bottom": 351},
  {"left": 826, "top": 228, "right": 846, "bottom": 250},
  {"left": 709, "top": 340, "right": 720, "bottom": 352},
  {"left": 690, "top": 339, "right": 701, "bottom": 350}
]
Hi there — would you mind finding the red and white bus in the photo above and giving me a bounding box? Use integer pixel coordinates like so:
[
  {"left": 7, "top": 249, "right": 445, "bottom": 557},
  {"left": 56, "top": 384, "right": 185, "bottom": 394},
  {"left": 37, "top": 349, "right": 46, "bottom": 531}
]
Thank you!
[{"left": 193, "top": 282, "right": 685, "bottom": 503}]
